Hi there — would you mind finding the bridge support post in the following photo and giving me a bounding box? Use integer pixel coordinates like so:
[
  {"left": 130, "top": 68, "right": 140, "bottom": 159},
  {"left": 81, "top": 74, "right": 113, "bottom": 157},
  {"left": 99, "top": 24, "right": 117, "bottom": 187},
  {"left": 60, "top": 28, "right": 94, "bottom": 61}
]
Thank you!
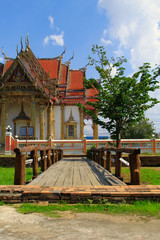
[
  {"left": 101, "top": 148, "right": 105, "bottom": 167},
  {"left": 115, "top": 152, "right": 122, "bottom": 178},
  {"left": 46, "top": 149, "right": 52, "bottom": 168},
  {"left": 129, "top": 153, "right": 141, "bottom": 185},
  {"left": 106, "top": 151, "right": 111, "bottom": 172},
  {"left": 14, "top": 152, "right": 26, "bottom": 185},
  {"left": 31, "top": 149, "right": 38, "bottom": 179},
  {"left": 40, "top": 150, "right": 47, "bottom": 172}
]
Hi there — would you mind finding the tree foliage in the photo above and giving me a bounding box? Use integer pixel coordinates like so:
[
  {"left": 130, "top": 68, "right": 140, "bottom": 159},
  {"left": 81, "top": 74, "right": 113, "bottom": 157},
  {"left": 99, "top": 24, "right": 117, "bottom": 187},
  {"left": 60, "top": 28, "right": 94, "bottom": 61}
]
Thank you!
[
  {"left": 121, "top": 118, "right": 155, "bottom": 139},
  {"left": 78, "top": 45, "right": 160, "bottom": 147}
]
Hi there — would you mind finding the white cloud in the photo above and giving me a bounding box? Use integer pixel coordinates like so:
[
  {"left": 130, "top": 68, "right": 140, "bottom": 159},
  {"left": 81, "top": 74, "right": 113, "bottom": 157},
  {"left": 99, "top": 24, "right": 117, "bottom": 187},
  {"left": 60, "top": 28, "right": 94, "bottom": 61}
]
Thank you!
[
  {"left": 98, "top": 0, "right": 160, "bottom": 71},
  {"left": 48, "top": 15, "right": 54, "bottom": 28},
  {"left": 43, "top": 36, "right": 50, "bottom": 45},
  {"left": 100, "top": 37, "right": 112, "bottom": 46},
  {"left": 43, "top": 32, "right": 64, "bottom": 46},
  {"left": 0, "top": 57, "right": 4, "bottom": 62}
]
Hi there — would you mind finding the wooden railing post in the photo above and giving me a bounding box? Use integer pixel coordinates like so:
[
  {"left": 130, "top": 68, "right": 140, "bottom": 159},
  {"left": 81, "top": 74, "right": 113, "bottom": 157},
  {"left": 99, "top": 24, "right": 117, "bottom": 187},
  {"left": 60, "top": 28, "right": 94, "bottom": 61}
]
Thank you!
[
  {"left": 61, "top": 149, "right": 63, "bottom": 159},
  {"left": 51, "top": 149, "right": 54, "bottom": 164},
  {"left": 96, "top": 149, "right": 98, "bottom": 162},
  {"left": 56, "top": 149, "right": 58, "bottom": 162},
  {"left": 31, "top": 149, "right": 38, "bottom": 179},
  {"left": 14, "top": 152, "right": 26, "bottom": 185},
  {"left": 40, "top": 150, "right": 47, "bottom": 172},
  {"left": 53, "top": 149, "right": 56, "bottom": 164},
  {"left": 46, "top": 149, "right": 52, "bottom": 168},
  {"left": 98, "top": 149, "right": 101, "bottom": 165},
  {"left": 103, "top": 151, "right": 106, "bottom": 169},
  {"left": 106, "top": 151, "right": 111, "bottom": 172},
  {"left": 58, "top": 149, "right": 61, "bottom": 161},
  {"left": 101, "top": 148, "right": 105, "bottom": 167},
  {"left": 129, "top": 152, "right": 141, "bottom": 185},
  {"left": 115, "top": 151, "right": 122, "bottom": 178}
]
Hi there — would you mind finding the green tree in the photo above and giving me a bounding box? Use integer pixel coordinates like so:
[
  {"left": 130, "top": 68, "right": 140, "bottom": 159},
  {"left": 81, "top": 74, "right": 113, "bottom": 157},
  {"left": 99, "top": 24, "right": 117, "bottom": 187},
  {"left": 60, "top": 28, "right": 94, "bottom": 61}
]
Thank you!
[
  {"left": 78, "top": 45, "right": 160, "bottom": 147},
  {"left": 121, "top": 118, "right": 155, "bottom": 139}
]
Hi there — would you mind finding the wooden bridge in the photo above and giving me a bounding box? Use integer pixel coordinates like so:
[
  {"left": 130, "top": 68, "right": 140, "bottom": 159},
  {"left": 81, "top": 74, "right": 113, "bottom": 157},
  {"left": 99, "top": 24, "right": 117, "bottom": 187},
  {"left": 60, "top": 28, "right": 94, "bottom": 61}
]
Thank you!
[
  {"left": 29, "top": 157, "right": 125, "bottom": 187},
  {"left": 14, "top": 146, "right": 141, "bottom": 187}
]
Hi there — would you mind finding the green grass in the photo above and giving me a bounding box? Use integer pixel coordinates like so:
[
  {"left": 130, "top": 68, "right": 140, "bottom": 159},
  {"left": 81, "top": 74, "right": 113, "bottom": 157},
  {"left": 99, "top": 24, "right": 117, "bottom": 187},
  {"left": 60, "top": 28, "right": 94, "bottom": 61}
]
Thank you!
[
  {"left": 120, "top": 167, "right": 160, "bottom": 185},
  {"left": 0, "top": 167, "right": 40, "bottom": 185},
  {"left": 16, "top": 201, "right": 160, "bottom": 219},
  {"left": 0, "top": 167, "right": 159, "bottom": 185},
  {"left": 0, "top": 201, "right": 4, "bottom": 206}
]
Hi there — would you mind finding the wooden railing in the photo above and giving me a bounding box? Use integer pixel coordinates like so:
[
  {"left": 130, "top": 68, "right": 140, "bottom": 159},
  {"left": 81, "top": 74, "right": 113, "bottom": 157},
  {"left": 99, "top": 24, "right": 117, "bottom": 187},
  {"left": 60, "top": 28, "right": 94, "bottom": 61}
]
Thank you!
[
  {"left": 14, "top": 146, "right": 63, "bottom": 185},
  {"left": 89, "top": 147, "right": 141, "bottom": 185}
]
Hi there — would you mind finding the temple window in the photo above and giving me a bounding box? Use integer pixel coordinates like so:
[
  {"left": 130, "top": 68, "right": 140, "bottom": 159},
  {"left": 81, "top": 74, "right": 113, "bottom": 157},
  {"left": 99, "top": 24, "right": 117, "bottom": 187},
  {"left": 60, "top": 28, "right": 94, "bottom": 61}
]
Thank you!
[
  {"left": 64, "top": 110, "right": 77, "bottom": 139},
  {"left": 68, "top": 125, "right": 74, "bottom": 137}
]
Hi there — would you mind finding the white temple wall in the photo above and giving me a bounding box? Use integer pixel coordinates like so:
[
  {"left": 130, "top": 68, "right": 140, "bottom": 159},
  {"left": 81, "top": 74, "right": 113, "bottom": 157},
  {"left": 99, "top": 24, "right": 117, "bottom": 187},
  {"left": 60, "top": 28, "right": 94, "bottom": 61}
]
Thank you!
[
  {"left": 1, "top": 103, "right": 81, "bottom": 141},
  {"left": 55, "top": 106, "right": 61, "bottom": 139},
  {"left": 6, "top": 102, "right": 31, "bottom": 137}
]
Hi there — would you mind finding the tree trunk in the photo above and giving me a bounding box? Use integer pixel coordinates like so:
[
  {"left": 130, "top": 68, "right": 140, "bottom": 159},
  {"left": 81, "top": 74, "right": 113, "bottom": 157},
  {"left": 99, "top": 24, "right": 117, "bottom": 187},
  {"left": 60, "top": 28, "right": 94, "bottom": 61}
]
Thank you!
[{"left": 116, "top": 122, "right": 121, "bottom": 148}]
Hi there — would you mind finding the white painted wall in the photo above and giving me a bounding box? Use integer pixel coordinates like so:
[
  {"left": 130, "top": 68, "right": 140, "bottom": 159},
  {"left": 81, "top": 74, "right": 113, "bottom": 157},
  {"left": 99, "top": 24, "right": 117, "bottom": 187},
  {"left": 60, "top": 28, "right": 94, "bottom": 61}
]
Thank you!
[
  {"left": 0, "top": 103, "right": 81, "bottom": 142},
  {"left": 6, "top": 102, "right": 31, "bottom": 137}
]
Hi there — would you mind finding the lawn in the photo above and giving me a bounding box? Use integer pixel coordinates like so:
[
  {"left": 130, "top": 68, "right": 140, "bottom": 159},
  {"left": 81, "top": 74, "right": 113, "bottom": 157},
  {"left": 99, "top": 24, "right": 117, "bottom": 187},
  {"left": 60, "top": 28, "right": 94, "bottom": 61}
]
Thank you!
[
  {"left": 111, "top": 167, "right": 160, "bottom": 185},
  {"left": 0, "top": 166, "right": 159, "bottom": 185},
  {"left": 15, "top": 200, "right": 160, "bottom": 219},
  {"left": 0, "top": 167, "right": 40, "bottom": 185}
]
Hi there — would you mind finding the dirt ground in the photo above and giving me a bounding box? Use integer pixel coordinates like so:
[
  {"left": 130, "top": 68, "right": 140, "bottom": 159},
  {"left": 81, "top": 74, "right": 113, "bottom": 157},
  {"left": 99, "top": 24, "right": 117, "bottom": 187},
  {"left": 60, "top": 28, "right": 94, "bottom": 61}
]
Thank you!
[{"left": 0, "top": 206, "right": 160, "bottom": 240}]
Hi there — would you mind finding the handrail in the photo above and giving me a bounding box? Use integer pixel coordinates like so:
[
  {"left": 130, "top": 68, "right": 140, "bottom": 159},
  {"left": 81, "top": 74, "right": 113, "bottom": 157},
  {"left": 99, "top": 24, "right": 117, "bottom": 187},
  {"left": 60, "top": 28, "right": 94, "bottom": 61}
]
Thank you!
[
  {"left": 89, "top": 147, "right": 141, "bottom": 185},
  {"left": 14, "top": 146, "right": 63, "bottom": 185}
]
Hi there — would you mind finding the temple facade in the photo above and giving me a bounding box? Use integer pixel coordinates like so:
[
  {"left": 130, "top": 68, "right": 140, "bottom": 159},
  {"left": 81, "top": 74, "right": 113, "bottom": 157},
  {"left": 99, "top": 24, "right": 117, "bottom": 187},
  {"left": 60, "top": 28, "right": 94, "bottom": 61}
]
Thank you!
[{"left": 0, "top": 38, "right": 98, "bottom": 144}]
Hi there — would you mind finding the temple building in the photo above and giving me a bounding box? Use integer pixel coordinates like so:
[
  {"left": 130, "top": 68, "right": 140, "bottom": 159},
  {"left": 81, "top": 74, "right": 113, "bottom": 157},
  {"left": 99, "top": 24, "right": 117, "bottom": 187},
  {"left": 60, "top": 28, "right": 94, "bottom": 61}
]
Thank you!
[{"left": 0, "top": 38, "right": 98, "bottom": 144}]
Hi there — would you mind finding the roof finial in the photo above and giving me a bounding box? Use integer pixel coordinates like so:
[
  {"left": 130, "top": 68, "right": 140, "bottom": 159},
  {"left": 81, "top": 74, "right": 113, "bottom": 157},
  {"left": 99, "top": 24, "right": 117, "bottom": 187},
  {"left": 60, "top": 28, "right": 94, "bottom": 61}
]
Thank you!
[
  {"left": 1, "top": 47, "right": 6, "bottom": 58},
  {"left": 27, "top": 33, "right": 29, "bottom": 48},
  {"left": 68, "top": 51, "right": 74, "bottom": 62},
  {"left": 21, "top": 36, "right": 24, "bottom": 52},
  {"left": 84, "top": 61, "right": 90, "bottom": 69},
  {"left": 25, "top": 36, "right": 27, "bottom": 47},
  {"left": 17, "top": 44, "right": 19, "bottom": 55},
  {"left": 61, "top": 46, "right": 66, "bottom": 56}
]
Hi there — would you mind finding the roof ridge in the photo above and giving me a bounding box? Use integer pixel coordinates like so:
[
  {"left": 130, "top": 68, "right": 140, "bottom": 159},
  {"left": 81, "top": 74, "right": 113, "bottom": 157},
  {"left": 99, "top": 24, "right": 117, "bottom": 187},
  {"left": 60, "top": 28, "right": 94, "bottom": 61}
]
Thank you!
[{"left": 38, "top": 56, "right": 61, "bottom": 61}]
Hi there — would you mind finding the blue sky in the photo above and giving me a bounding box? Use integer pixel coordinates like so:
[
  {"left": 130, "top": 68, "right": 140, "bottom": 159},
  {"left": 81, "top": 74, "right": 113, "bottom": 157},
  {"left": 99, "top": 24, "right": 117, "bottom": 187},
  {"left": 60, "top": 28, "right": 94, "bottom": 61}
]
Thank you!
[{"left": 1, "top": 0, "right": 160, "bottom": 136}]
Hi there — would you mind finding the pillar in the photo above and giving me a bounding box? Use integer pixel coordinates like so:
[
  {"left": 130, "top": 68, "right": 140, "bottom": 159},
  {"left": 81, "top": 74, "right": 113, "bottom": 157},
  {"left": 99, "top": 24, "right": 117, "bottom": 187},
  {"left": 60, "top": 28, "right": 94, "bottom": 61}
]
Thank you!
[
  {"left": 52, "top": 105, "right": 55, "bottom": 139},
  {"left": 93, "top": 110, "right": 98, "bottom": 139},
  {"left": 47, "top": 104, "right": 52, "bottom": 139},
  {"left": 39, "top": 104, "right": 45, "bottom": 140},
  {"left": 1, "top": 97, "right": 7, "bottom": 144},
  {"left": 79, "top": 107, "right": 84, "bottom": 139},
  {"left": 31, "top": 96, "right": 36, "bottom": 137},
  {"left": 61, "top": 105, "right": 64, "bottom": 139}
]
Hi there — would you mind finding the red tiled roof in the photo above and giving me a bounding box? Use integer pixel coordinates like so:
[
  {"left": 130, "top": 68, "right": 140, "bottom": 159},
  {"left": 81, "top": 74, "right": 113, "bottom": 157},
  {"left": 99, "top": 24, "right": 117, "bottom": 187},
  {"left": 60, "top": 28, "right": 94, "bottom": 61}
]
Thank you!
[
  {"left": 59, "top": 64, "right": 67, "bottom": 84},
  {"left": 68, "top": 70, "right": 84, "bottom": 90},
  {"left": 5, "top": 61, "right": 13, "bottom": 72},
  {"left": 38, "top": 59, "right": 59, "bottom": 79},
  {"left": 86, "top": 87, "right": 98, "bottom": 98},
  {"left": 2, "top": 54, "right": 97, "bottom": 106}
]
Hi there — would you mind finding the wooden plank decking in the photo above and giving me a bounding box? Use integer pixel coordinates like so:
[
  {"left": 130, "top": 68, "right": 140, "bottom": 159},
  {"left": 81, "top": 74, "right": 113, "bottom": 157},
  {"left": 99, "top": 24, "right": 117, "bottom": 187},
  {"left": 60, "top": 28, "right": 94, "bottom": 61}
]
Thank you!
[{"left": 29, "top": 157, "right": 126, "bottom": 187}]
